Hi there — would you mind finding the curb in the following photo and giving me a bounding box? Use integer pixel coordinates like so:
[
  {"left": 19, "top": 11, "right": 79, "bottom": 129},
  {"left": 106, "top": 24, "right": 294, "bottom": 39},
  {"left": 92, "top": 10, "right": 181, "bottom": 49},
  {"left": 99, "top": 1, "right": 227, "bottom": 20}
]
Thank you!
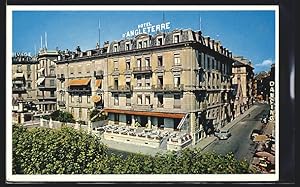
[{"left": 199, "top": 137, "right": 218, "bottom": 151}]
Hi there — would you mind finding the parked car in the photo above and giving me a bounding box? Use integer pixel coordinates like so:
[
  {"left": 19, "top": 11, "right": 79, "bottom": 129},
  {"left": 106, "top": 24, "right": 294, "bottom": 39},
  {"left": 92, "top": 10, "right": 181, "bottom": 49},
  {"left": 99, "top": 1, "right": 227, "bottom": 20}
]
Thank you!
[{"left": 215, "top": 129, "right": 231, "bottom": 140}]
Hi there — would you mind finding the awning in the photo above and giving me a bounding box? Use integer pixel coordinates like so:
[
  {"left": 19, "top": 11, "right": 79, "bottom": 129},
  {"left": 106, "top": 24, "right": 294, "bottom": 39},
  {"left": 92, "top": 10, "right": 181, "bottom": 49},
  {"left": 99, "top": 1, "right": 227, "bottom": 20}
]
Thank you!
[
  {"left": 37, "top": 68, "right": 45, "bottom": 73},
  {"left": 104, "top": 108, "right": 185, "bottom": 119},
  {"left": 95, "top": 80, "right": 102, "bottom": 88},
  {"left": 13, "top": 73, "right": 24, "bottom": 79},
  {"left": 69, "top": 78, "right": 90, "bottom": 86},
  {"left": 92, "top": 95, "right": 102, "bottom": 103},
  {"left": 36, "top": 77, "right": 45, "bottom": 85}
]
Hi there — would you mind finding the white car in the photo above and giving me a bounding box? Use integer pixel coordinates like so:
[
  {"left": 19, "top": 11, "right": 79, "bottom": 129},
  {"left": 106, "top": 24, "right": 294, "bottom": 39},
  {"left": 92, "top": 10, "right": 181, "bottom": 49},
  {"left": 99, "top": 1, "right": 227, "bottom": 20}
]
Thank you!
[{"left": 215, "top": 129, "right": 231, "bottom": 140}]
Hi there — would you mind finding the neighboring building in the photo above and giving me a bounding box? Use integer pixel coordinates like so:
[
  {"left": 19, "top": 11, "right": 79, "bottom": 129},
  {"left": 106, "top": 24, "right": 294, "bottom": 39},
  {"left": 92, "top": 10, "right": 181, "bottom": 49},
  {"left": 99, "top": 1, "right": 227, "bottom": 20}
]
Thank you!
[
  {"left": 231, "top": 56, "right": 254, "bottom": 117},
  {"left": 12, "top": 53, "right": 38, "bottom": 123},
  {"left": 254, "top": 71, "right": 270, "bottom": 102},
  {"left": 36, "top": 48, "right": 59, "bottom": 113},
  {"left": 56, "top": 45, "right": 108, "bottom": 123}
]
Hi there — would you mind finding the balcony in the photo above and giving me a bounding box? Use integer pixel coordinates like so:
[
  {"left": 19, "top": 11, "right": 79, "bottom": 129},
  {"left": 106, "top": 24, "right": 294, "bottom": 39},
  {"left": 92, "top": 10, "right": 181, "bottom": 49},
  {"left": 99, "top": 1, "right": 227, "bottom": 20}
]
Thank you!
[
  {"left": 108, "top": 85, "right": 132, "bottom": 93},
  {"left": 67, "top": 88, "right": 91, "bottom": 94},
  {"left": 133, "top": 85, "right": 152, "bottom": 91},
  {"left": 37, "top": 95, "right": 56, "bottom": 100},
  {"left": 133, "top": 66, "right": 152, "bottom": 74},
  {"left": 12, "top": 86, "right": 26, "bottom": 92},
  {"left": 57, "top": 101, "right": 66, "bottom": 107},
  {"left": 124, "top": 69, "right": 132, "bottom": 75},
  {"left": 152, "top": 84, "right": 184, "bottom": 92},
  {"left": 132, "top": 104, "right": 153, "bottom": 111},
  {"left": 37, "top": 84, "right": 56, "bottom": 90},
  {"left": 155, "top": 66, "right": 165, "bottom": 74}
]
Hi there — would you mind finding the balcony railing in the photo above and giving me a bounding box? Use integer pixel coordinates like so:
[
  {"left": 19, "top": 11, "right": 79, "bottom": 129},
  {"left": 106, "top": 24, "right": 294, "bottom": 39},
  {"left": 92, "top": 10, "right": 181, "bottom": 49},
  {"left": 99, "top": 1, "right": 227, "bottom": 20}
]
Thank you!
[
  {"left": 12, "top": 87, "right": 26, "bottom": 92},
  {"left": 151, "top": 84, "right": 184, "bottom": 92},
  {"left": 37, "top": 95, "right": 56, "bottom": 100},
  {"left": 67, "top": 88, "right": 91, "bottom": 94},
  {"left": 155, "top": 66, "right": 165, "bottom": 73},
  {"left": 133, "top": 66, "right": 152, "bottom": 74},
  {"left": 108, "top": 85, "right": 132, "bottom": 92},
  {"left": 132, "top": 104, "right": 153, "bottom": 111},
  {"left": 37, "top": 84, "right": 56, "bottom": 89},
  {"left": 57, "top": 101, "right": 66, "bottom": 106}
]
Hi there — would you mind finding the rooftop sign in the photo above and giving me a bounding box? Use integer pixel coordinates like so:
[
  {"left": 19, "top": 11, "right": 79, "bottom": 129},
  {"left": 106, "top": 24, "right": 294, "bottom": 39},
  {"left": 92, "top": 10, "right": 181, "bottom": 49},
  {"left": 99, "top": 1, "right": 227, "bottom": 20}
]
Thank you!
[{"left": 122, "top": 21, "right": 171, "bottom": 38}]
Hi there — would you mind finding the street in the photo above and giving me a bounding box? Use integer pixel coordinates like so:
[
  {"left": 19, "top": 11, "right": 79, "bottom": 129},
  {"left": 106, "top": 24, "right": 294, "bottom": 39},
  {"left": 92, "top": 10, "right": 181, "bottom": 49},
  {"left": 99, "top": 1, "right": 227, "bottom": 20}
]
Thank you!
[{"left": 202, "top": 103, "right": 270, "bottom": 163}]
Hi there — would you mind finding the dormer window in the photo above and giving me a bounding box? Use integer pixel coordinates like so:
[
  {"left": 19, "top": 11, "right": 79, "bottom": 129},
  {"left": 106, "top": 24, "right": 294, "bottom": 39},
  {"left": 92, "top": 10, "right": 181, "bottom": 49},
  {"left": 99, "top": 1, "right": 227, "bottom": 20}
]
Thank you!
[
  {"left": 113, "top": 44, "right": 118, "bottom": 52},
  {"left": 138, "top": 41, "right": 142, "bottom": 49},
  {"left": 157, "top": 37, "right": 163, "bottom": 46},
  {"left": 125, "top": 43, "right": 130, "bottom": 51},
  {"left": 143, "top": 40, "right": 148, "bottom": 48},
  {"left": 174, "top": 34, "right": 180, "bottom": 43}
]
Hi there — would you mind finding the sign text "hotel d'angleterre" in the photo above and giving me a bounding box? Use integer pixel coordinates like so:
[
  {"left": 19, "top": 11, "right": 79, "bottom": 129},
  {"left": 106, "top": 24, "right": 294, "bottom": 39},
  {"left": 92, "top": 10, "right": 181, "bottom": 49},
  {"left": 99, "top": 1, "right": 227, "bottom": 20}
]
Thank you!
[{"left": 122, "top": 21, "right": 171, "bottom": 38}]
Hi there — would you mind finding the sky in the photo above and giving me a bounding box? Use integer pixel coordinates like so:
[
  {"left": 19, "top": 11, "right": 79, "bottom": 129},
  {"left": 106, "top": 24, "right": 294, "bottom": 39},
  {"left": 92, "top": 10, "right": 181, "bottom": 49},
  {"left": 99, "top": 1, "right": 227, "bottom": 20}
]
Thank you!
[{"left": 12, "top": 10, "right": 275, "bottom": 73}]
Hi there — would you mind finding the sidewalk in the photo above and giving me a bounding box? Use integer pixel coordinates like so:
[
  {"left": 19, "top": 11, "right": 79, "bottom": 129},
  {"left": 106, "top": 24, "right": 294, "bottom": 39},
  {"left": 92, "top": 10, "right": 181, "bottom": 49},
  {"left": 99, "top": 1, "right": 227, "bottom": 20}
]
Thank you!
[{"left": 191, "top": 104, "right": 259, "bottom": 151}]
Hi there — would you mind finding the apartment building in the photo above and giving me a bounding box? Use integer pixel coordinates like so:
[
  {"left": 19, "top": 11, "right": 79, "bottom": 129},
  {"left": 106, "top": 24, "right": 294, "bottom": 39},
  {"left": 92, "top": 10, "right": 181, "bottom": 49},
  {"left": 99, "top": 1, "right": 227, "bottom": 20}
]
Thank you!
[
  {"left": 105, "top": 29, "right": 234, "bottom": 144},
  {"left": 12, "top": 54, "right": 38, "bottom": 123},
  {"left": 36, "top": 49, "right": 59, "bottom": 113},
  {"left": 232, "top": 56, "right": 255, "bottom": 117},
  {"left": 56, "top": 45, "right": 108, "bottom": 122}
]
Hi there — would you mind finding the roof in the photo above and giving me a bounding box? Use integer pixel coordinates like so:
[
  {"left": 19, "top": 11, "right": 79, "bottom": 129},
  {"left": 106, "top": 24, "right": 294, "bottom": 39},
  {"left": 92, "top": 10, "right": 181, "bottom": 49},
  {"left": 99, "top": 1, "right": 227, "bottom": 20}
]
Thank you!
[
  {"left": 95, "top": 79, "right": 101, "bottom": 88},
  {"left": 104, "top": 108, "right": 185, "bottom": 119},
  {"left": 69, "top": 78, "right": 91, "bottom": 86}
]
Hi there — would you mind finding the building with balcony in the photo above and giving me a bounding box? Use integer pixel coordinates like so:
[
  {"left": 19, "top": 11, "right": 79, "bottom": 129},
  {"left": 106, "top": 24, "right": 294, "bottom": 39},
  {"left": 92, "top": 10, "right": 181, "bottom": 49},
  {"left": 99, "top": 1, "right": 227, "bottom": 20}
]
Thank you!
[
  {"left": 56, "top": 45, "right": 107, "bottom": 122},
  {"left": 12, "top": 54, "right": 38, "bottom": 123},
  {"left": 36, "top": 49, "right": 59, "bottom": 113},
  {"left": 231, "top": 56, "right": 255, "bottom": 118},
  {"left": 105, "top": 29, "right": 234, "bottom": 145}
]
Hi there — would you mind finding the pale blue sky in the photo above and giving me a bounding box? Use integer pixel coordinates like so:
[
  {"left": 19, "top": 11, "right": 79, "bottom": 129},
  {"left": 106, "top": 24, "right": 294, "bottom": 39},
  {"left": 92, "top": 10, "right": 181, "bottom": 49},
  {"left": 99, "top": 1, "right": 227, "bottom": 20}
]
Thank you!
[{"left": 12, "top": 10, "right": 275, "bottom": 73}]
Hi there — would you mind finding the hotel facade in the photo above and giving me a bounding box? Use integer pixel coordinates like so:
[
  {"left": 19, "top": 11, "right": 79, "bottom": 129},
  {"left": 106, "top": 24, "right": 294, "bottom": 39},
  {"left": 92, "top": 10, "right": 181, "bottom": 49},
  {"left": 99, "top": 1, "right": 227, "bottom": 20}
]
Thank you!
[{"left": 56, "top": 29, "right": 235, "bottom": 144}]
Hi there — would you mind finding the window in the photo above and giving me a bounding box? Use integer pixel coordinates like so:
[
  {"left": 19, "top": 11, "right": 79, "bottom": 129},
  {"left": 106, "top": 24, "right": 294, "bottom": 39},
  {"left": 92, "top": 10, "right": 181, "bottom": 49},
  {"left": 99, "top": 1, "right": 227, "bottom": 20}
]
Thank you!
[
  {"left": 145, "top": 75, "right": 150, "bottom": 87},
  {"left": 158, "top": 56, "right": 163, "bottom": 67},
  {"left": 212, "top": 59, "right": 215, "bottom": 69},
  {"left": 114, "top": 79, "right": 118, "bottom": 89},
  {"left": 143, "top": 40, "right": 148, "bottom": 48},
  {"left": 27, "top": 82, "right": 31, "bottom": 88},
  {"left": 27, "top": 65, "right": 31, "bottom": 71},
  {"left": 158, "top": 95, "right": 163, "bottom": 107},
  {"left": 158, "top": 76, "right": 163, "bottom": 87},
  {"left": 114, "top": 94, "right": 119, "bottom": 105},
  {"left": 137, "top": 76, "right": 142, "bottom": 87},
  {"left": 126, "top": 60, "right": 131, "bottom": 70},
  {"left": 174, "top": 76, "right": 181, "bottom": 87},
  {"left": 237, "top": 67, "right": 241, "bottom": 73},
  {"left": 174, "top": 54, "right": 180, "bottom": 66},
  {"left": 113, "top": 45, "right": 118, "bottom": 52},
  {"left": 79, "top": 108, "right": 82, "bottom": 119},
  {"left": 145, "top": 57, "right": 150, "bottom": 67},
  {"left": 114, "top": 60, "right": 119, "bottom": 70},
  {"left": 114, "top": 114, "right": 119, "bottom": 123},
  {"left": 50, "top": 69, "right": 55, "bottom": 76},
  {"left": 125, "top": 43, "right": 130, "bottom": 51},
  {"left": 137, "top": 95, "right": 142, "bottom": 105},
  {"left": 145, "top": 95, "right": 150, "bottom": 105},
  {"left": 27, "top": 73, "right": 31, "bottom": 79},
  {"left": 174, "top": 35, "right": 180, "bottom": 43},
  {"left": 87, "top": 95, "right": 90, "bottom": 103},
  {"left": 50, "top": 91, "right": 55, "bottom": 97},
  {"left": 78, "top": 95, "right": 82, "bottom": 103},
  {"left": 71, "top": 108, "right": 74, "bottom": 116},
  {"left": 138, "top": 41, "right": 142, "bottom": 49},
  {"left": 174, "top": 94, "right": 181, "bottom": 108},
  {"left": 50, "top": 79, "right": 55, "bottom": 86},
  {"left": 157, "top": 37, "right": 163, "bottom": 46},
  {"left": 126, "top": 94, "right": 131, "bottom": 106},
  {"left": 136, "top": 58, "right": 141, "bottom": 67},
  {"left": 126, "top": 81, "right": 131, "bottom": 89}
]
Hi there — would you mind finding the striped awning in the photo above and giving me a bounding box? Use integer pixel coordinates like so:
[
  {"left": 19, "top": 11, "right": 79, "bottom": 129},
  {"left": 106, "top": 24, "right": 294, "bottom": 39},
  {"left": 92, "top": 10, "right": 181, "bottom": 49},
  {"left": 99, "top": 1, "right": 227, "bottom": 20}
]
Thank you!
[
  {"left": 95, "top": 79, "right": 102, "bottom": 88},
  {"left": 69, "top": 78, "right": 90, "bottom": 86}
]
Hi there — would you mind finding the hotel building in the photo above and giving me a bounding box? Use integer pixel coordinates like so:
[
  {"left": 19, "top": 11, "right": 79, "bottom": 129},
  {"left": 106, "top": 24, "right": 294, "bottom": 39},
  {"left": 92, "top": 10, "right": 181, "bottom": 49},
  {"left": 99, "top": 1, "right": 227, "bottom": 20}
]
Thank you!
[{"left": 56, "top": 28, "right": 235, "bottom": 144}]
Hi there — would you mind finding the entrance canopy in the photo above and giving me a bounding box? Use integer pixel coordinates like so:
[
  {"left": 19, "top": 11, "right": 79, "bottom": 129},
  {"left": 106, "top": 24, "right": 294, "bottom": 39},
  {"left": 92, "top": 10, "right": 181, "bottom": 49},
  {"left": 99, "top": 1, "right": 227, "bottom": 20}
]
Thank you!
[{"left": 69, "top": 78, "right": 90, "bottom": 86}]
